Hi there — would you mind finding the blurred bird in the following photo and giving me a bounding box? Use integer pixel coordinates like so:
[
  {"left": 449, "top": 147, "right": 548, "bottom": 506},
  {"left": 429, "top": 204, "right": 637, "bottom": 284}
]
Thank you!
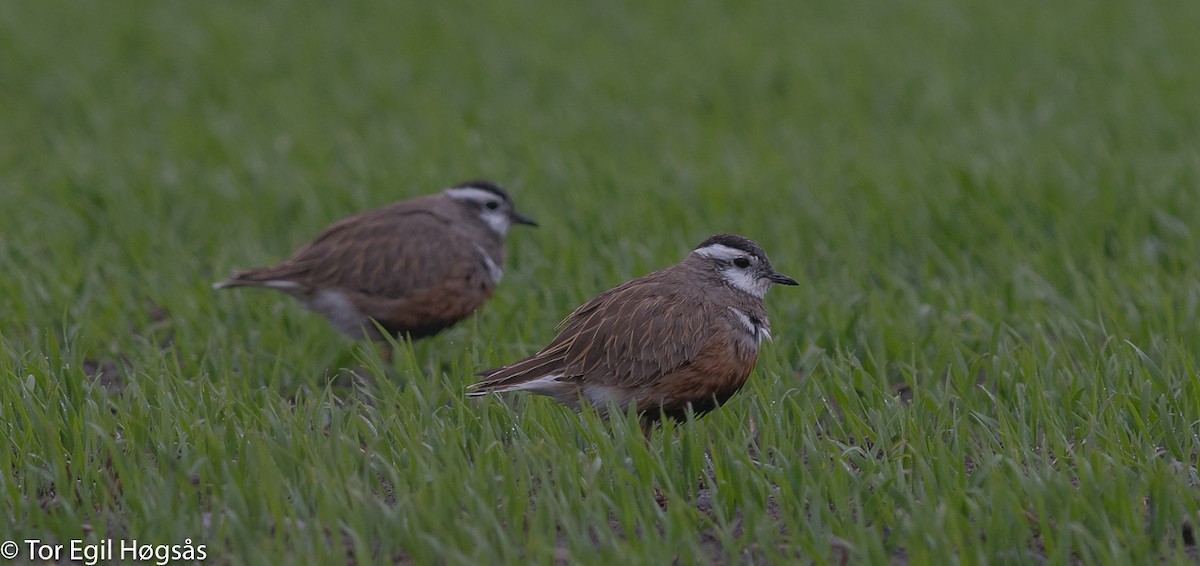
[
  {"left": 468, "top": 233, "right": 796, "bottom": 435},
  {"left": 214, "top": 179, "right": 537, "bottom": 361}
]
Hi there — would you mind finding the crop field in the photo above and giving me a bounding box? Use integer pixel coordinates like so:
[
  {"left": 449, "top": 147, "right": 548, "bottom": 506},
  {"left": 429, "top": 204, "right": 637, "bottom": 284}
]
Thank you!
[{"left": 3, "top": 1, "right": 1200, "bottom": 564}]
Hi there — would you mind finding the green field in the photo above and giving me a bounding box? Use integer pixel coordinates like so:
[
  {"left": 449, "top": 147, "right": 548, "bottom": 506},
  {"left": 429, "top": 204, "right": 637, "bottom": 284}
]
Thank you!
[{"left": 3, "top": 1, "right": 1200, "bottom": 563}]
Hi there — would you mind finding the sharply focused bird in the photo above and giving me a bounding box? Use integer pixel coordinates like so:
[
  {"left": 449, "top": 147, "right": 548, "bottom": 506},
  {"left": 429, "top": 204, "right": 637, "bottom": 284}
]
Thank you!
[
  {"left": 468, "top": 233, "right": 796, "bottom": 435},
  {"left": 214, "top": 179, "right": 537, "bottom": 361}
]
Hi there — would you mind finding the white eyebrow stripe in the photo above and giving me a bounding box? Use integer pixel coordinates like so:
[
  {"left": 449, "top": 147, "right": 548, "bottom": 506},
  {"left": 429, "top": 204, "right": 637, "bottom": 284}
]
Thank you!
[
  {"left": 693, "top": 244, "right": 746, "bottom": 261},
  {"left": 445, "top": 187, "right": 502, "bottom": 203}
]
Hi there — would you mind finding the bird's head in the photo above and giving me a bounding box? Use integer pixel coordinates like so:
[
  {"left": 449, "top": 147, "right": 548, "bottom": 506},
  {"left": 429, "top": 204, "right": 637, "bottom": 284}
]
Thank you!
[
  {"left": 445, "top": 180, "right": 538, "bottom": 236},
  {"left": 690, "top": 233, "right": 798, "bottom": 298}
]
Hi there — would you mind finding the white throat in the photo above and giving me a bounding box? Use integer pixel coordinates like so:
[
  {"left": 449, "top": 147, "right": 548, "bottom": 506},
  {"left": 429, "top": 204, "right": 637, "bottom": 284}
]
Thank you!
[
  {"left": 479, "top": 211, "right": 510, "bottom": 236},
  {"left": 723, "top": 269, "right": 770, "bottom": 298}
]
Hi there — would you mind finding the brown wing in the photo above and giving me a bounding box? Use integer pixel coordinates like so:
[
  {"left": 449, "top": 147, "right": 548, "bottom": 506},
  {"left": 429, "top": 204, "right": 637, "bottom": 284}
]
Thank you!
[
  {"left": 472, "top": 268, "right": 717, "bottom": 391},
  {"left": 225, "top": 205, "right": 485, "bottom": 299}
]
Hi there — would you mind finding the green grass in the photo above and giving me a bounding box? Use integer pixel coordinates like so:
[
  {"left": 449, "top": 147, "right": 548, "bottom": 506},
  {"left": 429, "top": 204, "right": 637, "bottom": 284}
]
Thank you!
[{"left": 3, "top": 0, "right": 1200, "bottom": 563}]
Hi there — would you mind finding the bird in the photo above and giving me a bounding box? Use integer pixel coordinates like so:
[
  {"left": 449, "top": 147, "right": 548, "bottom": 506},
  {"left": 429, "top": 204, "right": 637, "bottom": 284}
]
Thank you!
[
  {"left": 213, "top": 179, "right": 537, "bottom": 361},
  {"left": 467, "top": 233, "right": 797, "bottom": 435}
]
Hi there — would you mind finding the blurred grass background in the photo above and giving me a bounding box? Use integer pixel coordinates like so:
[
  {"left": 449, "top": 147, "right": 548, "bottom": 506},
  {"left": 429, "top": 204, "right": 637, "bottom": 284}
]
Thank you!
[{"left": 2, "top": 0, "right": 1199, "bottom": 563}]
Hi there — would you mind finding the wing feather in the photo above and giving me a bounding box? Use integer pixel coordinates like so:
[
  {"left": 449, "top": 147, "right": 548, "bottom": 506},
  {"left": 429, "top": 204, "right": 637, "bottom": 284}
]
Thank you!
[
  {"left": 222, "top": 203, "right": 485, "bottom": 299},
  {"left": 470, "top": 268, "right": 717, "bottom": 393}
]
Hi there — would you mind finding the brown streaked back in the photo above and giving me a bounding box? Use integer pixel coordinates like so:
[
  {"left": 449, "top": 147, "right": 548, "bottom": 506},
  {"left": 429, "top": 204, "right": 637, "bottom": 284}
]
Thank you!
[{"left": 218, "top": 194, "right": 502, "bottom": 300}]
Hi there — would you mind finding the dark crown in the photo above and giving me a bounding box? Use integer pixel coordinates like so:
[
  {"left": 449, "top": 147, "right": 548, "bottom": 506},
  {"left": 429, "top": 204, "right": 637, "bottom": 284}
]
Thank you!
[
  {"left": 695, "top": 233, "right": 766, "bottom": 258},
  {"left": 452, "top": 179, "right": 510, "bottom": 201}
]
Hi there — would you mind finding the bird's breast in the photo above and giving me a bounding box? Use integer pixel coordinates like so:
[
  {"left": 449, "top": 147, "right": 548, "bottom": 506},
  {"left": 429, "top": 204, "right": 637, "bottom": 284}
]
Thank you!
[
  {"left": 471, "top": 241, "right": 504, "bottom": 284},
  {"left": 726, "top": 306, "right": 771, "bottom": 347}
]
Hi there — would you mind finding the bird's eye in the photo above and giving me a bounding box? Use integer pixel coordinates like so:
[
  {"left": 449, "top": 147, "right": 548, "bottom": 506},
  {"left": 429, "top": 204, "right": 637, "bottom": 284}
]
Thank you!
[
  {"left": 485, "top": 201, "right": 500, "bottom": 210},
  {"left": 733, "top": 257, "right": 751, "bottom": 269}
]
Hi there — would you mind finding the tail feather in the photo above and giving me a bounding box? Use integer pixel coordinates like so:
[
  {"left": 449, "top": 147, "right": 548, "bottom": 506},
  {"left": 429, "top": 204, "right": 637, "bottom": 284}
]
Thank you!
[
  {"left": 468, "top": 374, "right": 575, "bottom": 397},
  {"left": 468, "top": 353, "right": 570, "bottom": 397},
  {"left": 212, "top": 269, "right": 305, "bottom": 292},
  {"left": 466, "top": 373, "right": 568, "bottom": 398}
]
